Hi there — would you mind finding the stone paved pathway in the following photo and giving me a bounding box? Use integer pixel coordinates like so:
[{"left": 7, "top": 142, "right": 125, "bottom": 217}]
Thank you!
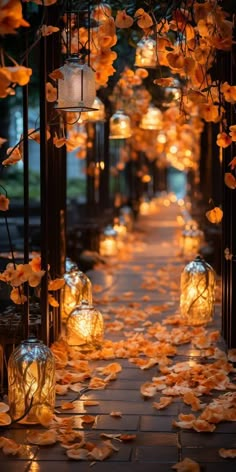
[{"left": 1, "top": 202, "right": 236, "bottom": 472}]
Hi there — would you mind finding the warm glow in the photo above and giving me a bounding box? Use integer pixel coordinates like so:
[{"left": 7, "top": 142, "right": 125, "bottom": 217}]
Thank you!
[
  {"left": 109, "top": 110, "right": 132, "bottom": 139},
  {"left": 157, "top": 132, "right": 167, "bottom": 144},
  {"left": 180, "top": 256, "right": 215, "bottom": 326},
  {"left": 140, "top": 105, "right": 162, "bottom": 130},
  {"left": 8, "top": 338, "right": 55, "bottom": 424},
  {"left": 62, "top": 270, "right": 93, "bottom": 322},
  {"left": 66, "top": 301, "right": 104, "bottom": 350},
  {"left": 56, "top": 60, "right": 96, "bottom": 112},
  {"left": 169, "top": 144, "right": 178, "bottom": 154}
]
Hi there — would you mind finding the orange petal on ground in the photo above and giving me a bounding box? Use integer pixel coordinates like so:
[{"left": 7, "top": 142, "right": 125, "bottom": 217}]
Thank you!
[
  {"left": 153, "top": 396, "right": 173, "bottom": 410},
  {"left": 172, "top": 457, "right": 200, "bottom": 471},
  {"left": 140, "top": 382, "right": 157, "bottom": 398},
  {"left": 27, "top": 430, "right": 57, "bottom": 445},
  {"left": 66, "top": 448, "right": 89, "bottom": 460},
  {"left": 110, "top": 411, "right": 122, "bottom": 417},
  {"left": 80, "top": 415, "right": 96, "bottom": 424},
  {"left": 60, "top": 402, "right": 75, "bottom": 410},
  {"left": 219, "top": 448, "right": 236, "bottom": 458}
]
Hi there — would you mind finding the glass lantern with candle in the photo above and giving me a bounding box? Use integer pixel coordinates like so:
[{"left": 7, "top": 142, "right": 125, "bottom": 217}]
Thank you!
[
  {"left": 180, "top": 256, "right": 215, "bottom": 326},
  {"left": 8, "top": 337, "right": 55, "bottom": 424},
  {"left": 61, "top": 269, "right": 93, "bottom": 322},
  {"left": 109, "top": 110, "right": 132, "bottom": 139},
  {"left": 99, "top": 225, "right": 118, "bottom": 257},
  {"left": 66, "top": 300, "right": 104, "bottom": 351}
]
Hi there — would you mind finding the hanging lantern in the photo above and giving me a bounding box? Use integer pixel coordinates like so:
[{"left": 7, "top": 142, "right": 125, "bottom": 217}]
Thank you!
[
  {"left": 56, "top": 59, "right": 96, "bottom": 112},
  {"left": 61, "top": 269, "right": 93, "bottom": 322},
  {"left": 109, "top": 110, "right": 132, "bottom": 139},
  {"left": 99, "top": 225, "right": 118, "bottom": 257},
  {"left": 180, "top": 223, "right": 203, "bottom": 258},
  {"left": 87, "top": 96, "right": 105, "bottom": 122},
  {"left": 140, "top": 105, "right": 162, "bottom": 130},
  {"left": 180, "top": 256, "right": 215, "bottom": 325},
  {"left": 66, "top": 300, "right": 104, "bottom": 350},
  {"left": 135, "top": 37, "right": 157, "bottom": 68},
  {"left": 8, "top": 337, "right": 55, "bottom": 424}
]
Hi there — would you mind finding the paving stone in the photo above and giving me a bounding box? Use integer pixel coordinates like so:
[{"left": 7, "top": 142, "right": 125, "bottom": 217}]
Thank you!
[
  {"left": 132, "top": 445, "right": 178, "bottom": 462},
  {"left": 180, "top": 432, "right": 236, "bottom": 447},
  {"left": 140, "top": 415, "right": 177, "bottom": 432}
]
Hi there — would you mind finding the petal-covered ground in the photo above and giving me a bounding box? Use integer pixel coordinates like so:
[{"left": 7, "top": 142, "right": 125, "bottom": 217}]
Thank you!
[{"left": 1, "top": 200, "right": 235, "bottom": 472}]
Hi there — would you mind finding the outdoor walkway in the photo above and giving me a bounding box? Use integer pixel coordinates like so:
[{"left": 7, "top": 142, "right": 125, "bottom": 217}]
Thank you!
[{"left": 1, "top": 201, "right": 236, "bottom": 472}]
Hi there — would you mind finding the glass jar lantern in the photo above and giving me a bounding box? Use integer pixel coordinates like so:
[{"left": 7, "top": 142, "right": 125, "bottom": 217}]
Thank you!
[
  {"left": 180, "top": 256, "right": 215, "bottom": 326},
  {"left": 66, "top": 300, "right": 104, "bottom": 351},
  {"left": 56, "top": 59, "right": 96, "bottom": 112},
  {"left": 109, "top": 110, "right": 132, "bottom": 139},
  {"left": 8, "top": 337, "right": 55, "bottom": 424},
  {"left": 99, "top": 225, "right": 118, "bottom": 257},
  {"left": 61, "top": 270, "right": 93, "bottom": 322}
]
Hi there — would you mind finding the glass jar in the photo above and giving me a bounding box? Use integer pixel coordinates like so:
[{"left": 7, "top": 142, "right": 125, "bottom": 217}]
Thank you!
[
  {"left": 66, "top": 300, "right": 104, "bottom": 351},
  {"left": 99, "top": 225, "right": 118, "bottom": 257},
  {"left": 8, "top": 337, "right": 55, "bottom": 424},
  {"left": 61, "top": 269, "right": 93, "bottom": 322},
  {"left": 180, "top": 256, "right": 215, "bottom": 325}
]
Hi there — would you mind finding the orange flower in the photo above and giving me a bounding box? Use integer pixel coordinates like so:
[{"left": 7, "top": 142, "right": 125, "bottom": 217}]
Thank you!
[
  {"left": 2, "top": 146, "right": 21, "bottom": 165},
  {"left": 224, "top": 172, "right": 236, "bottom": 189},
  {"left": 229, "top": 125, "right": 236, "bottom": 141},
  {"left": 115, "top": 10, "right": 133, "bottom": 28},
  {"left": 205, "top": 207, "right": 223, "bottom": 224},
  {"left": 221, "top": 82, "right": 236, "bottom": 103},
  {"left": 0, "top": 0, "right": 29, "bottom": 35},
  {"left": 0, "top": 194, "right": 9, "bottom": 211},
  {"left": 216, "top": 132, "right": 232, "bottom": 148},
  {"left": 134, "top": 9, "right": 153, "bottom": 29},
  {"left": 6, "top": 65, "right": 32, "bottom": 86},
  {"left": 46, "top": 82, "right": 57, "bottom": 102},
  {"left": 199, "top": 104, "right": 220, "bottom": 123},
  {"left": 0, "top": 67, "right": 12, "bottom": 98},
  {"left": 10, "top": 287, "right": 27, "bottom": 304}
]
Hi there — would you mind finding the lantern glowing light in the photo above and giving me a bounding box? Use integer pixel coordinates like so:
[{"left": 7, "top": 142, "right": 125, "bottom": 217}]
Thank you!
[
  {"left": 61, "top": 269, "right": 93, "bottom": 322},
  {"left": 180, "top": 256, "right": 215, "bottom": 325},
  {"left": 66, "top": 300, "right": 104, "bottom": 350},
  {"left": 56, "top": 60, "right": 96, "bottom": 112},
  {"left": 88, "top": 96, "right": 105, "bottom": 122},
  {"left": 140, "top": 105, "right": 162, "bottom": 130},
  {"left": 109, "top": 110, "right": 132, "bottom": 139},
  {"left": 100, "top": 225, "right": 118, "bottom": 257},
  {"left": 135, "top": 37, "right": 157, "bottom": 68},
  {"left": 8, "top": 337, "right": 55, "bottom": 424}
]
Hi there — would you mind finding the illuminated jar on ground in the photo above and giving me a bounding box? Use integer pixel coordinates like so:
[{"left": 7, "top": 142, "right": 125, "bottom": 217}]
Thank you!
[
  {"left": 180, "top": 256, "right": 215, "bottom": 326},
  {"left": 61, "top": 269, "right": 93, "bottom": 322},
  {"left": 66, "top": 300, "right": 104, "bottom": 351},
  {"left": 100, "top": 225, "right": 118, "bottom": 257},
  {"left": 8, "top": 337, "right": 55, "bottom": 424}
]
